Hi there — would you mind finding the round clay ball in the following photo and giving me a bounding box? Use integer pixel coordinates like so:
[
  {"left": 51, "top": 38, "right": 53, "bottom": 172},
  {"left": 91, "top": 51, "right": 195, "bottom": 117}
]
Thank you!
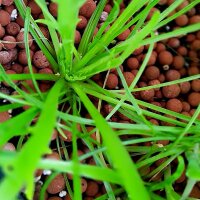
[
  {"left": 191, "top": 79, "right": 200, "bottom": 92},
  {"left": 79, "top": 0, "right": 96, "bottom": 18},
  {"left": 0, "top": 111, "right": 10, "bottom": 122},
  {"left": 158, "top": 51, "right": 173, "bottom": 65},
  {"left": 85, "top": 181, "right": 99, "bottom": 197},
  {"left": 127, "top": 57, "right": 139, "bottom": 70},
  {"left": 106, "top": 73, "right": 118, "bottom": 89},
  {"left": 144, "top": 66, "right": 160, "bottom": 80},
  {"left": 0, "top": 51, "right": 11, "bottom": 64},
  {"left": 166, "top": 98, "right": 183, "bottom": 113},
  {"left": 123, "top": 72, "right": 135, "bottom": 86},
  {"left": 188, "top": 92, "right": 200, "bottom": 107},
  {"left": 175, "top": 14, "right": 188, "bottom": 26},
  {"left": 140, "top": 89, "right": 155, "bottom": 101},
  {"left": 11, "top": 63, "right": 23, "bottom": 73},
  {"left": 49, "top": 2, "right": 58, "bottom": 17},
  {"left": 18, "top": 49, "right": 34, "bottom": 65},
  {"left": 0, "top": 24, "right": 6, "bottom": 38},
  {"left": 6, "top": 22, "right": 20, "bottom": 36},
  {"left": 172, "top": 55, "right": 185, "bottom": 69},
  {"left": 16, "top": 31, "right": 33, "bottom": 48},
  {"left": 165, "top": 69, "right": 181, "bottom": 81},
  {"left": 2, "top": 36, "right": 16, "bottom": 49},
  {"left": 167, "top": 38, "right": 180, "bottom": 48},
  {"left": 47, "top": 174, "right": 65, "bottom": 194},
  {"left": 189, "top": 15, "right": 200, "bottom": 24},
  {"left": 2, "top": 0, "right": 14, "bottom": 6},
  {"left": 28, "top": 0, "right": 42, "bottom": 15},
  {"left": 117, "top": 29, "right": 130, "bottom": 41},
  {"left": 33, "top": 50, "right": 49, "bottom": 68},
  {"left": 162, "top": 84, "right": 180, "bottom": 98},
  {"left": 182, "top": 101, "right": 190, "bottom": 112},
  {"left": 179, "top": 82, "right": 191, "bottom": 94},
  {"left": 81, "top": 178, "right": 88, "bottom": 193},
  {"left": 0, "top": 10, "right": 10, "bottom": 26},
  {"left": 75, "top": 30, "right": 81, "bottom": 44},
  {"left": 77, "top": 15, "right": 88, "bottom": 29}
]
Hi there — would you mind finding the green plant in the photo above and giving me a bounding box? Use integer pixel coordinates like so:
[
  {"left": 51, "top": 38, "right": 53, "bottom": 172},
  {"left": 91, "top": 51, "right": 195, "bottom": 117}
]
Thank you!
[{"left": 0, "top": 0, "right": 200, "bottom": 200}]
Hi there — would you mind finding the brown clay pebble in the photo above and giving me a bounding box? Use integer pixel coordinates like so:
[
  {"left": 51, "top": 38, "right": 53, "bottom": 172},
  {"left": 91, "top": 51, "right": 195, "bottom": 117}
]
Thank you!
[
  {"left": 81, "top": 178, "right": 88, "bottom": 193},
  {"left": 28, "top": 0, "right": 42, "bottom": 15},
  {"left": 175, "top": 14, "right": 188, "bottom": 26},
  {"left": 126, "top": 57, "right": 139, "bottom": 69},
  {"left": 2, "top": 0, "right": 14, "bottom": 6},
  {"left": 166, "top": 99, "right": 183, "bottom": 113},
  {"left": 64, "top": 194, "right": 72, "bottom": 200},
  {"left": 2, "top": 36, "right": 16, "bottom": 49},
  {"left": 182, "top": 102, "right": 190, "bottom": 112},
  {"left": 18, "top": 50, "right": 34, "bottom": 65},
  {"left": 40, "top": 26, "right": 50, "bottom": 40},
  {"left": 188, "top": 92, "right": 200, "bottom": 107},
  {"left": 79, "top": 0, "right": 96, "bottom": 18},
  {"left": 179, "top": 82, "right": 191, "bottom": 94},
  {"left": 6, "top": 22, "right": 20, "bottom": 36},
  {"left": 8, "top": 48, "right": 18, "bottom": 62},
  {"left": 106, "top": 73, "right": 118, "bottom": 89},
  {"left": 165, "top": 69, "right": 180, "bottom": 81},
  {"left": 0, "top": 24, "right": 5, "bottom": 38},
  {"left": 177, "top": 46, "right": 187, "bottom": 56},
  {"left": 3, "top": 143, "right": 16, "bottom": 151},
  {"left": 0, "top": 111, "right": 10, "bottom": 122},
  {"left": 85, "top": 181, "right": 99, "bottom": 197},
  {"left": 133, "top": 46, "right": 144, "bottom": 55},
  {"left": 140, "top": 89, "right": 155, "bottom": 101},
  {"left": 33, "top": 50, "right": 49, "bottom": 68},
  {"left": 189, "top": 185, "right": 200, "bottom": 198},
  {"left": 23, "top": 65, "right": 37, "bottom": 74},
  {"left": 191, "top": 79, "right": 200, "bottom": 92},
  {"left": 167, "top": 38, "right": 180, "bottom": 48},
  {"left": 0, "top": 51, "right": 11, "bottom": 64},
  {"left": 77, "top": 16, "right": 88, "bottom": 29},
  {"left": 123, "top": 72, "right": 135, "bottom": 86},
  {"left": 172, "top": 56, "right": 185, "bottom": 69},
  {"left": 16, "top": 31, "right": 33, "bottom": 48},
  {"left": 0, "top": 10, "right": 10, "bottom": 26},
  {"left": 158, "top": 51, "right": 173, "bottom": 65},
  {"left": 162, "top": 84, "right": 180, "bottom": 98},
  {"left": 47, "top": 174, "right": 65, "bottom": 194},
  {"left": 11, "top": 63, "right": 23, "bottom": 73},
  {"left": 75, "top": 30, "right": 81, "bottom": 44},
  {"left": 117, "top": 29, "right": 130, "bottom": 41},
  {"left": 144, "top": 66, "right": 160, "bottom": 80},
  {"left": 49, "top": 2, "right": 58, "bottom": 17},
  {"left": 189, "top": 15, "right": 200, "bottom": 24}
]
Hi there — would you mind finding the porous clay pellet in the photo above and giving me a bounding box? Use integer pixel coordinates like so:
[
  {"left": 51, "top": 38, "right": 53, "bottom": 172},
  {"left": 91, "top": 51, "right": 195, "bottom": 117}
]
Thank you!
[
  {"left": 188, "top": 92, "right": 200, "bottom": 107},
  {"left": 162, "top": 84, "right": 180, "bottom": 98},
  {"left": 106, "top": 73, "right": 118, "bottom": 89},
  {"left": 0, "top": 10, "right": 10, "bottom": 26},
  {"left": 85, "top": 181, "right": 99, "bottom": 197},
  {"left": 166, "top": 98, "right": 183, "bottom": 113},
  {"left": 158, "top": 51, "right": 173, "bottom": 65},
  {"left": 79, "top": 0, "right": 96, "bottom": 18},
  {"left": 33, "top": 50, "right": 49, "bottom": 68},
  {"left": 47, "top": 174, "right": 65, "bottom": 194}
]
